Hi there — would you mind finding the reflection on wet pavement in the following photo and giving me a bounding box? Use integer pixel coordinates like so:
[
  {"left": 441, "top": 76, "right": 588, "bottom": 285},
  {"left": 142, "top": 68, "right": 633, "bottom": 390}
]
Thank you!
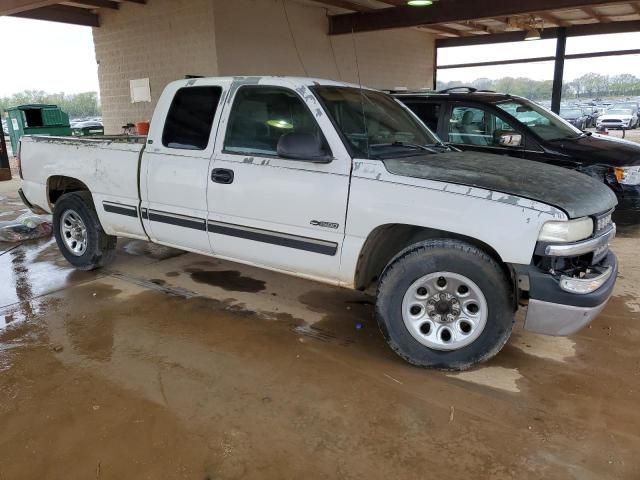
[{"left": 1, "top": 184, "right": 640, "bottom": 479}]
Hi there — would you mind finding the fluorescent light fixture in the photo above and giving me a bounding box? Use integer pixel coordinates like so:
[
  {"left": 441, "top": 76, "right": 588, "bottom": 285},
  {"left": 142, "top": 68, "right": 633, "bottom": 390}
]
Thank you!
[
  {"left": 524, "top": 28, "right": 541, "bottom": 41},
  {"left": 407, "top": 0, "right": 433, "bottom": 6}
]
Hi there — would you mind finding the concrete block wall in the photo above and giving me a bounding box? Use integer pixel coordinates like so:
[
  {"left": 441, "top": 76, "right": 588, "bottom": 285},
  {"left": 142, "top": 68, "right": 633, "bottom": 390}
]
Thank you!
[
  {"left": 93, "top": 0, "right": 218, "bottom": 133},
  {"left": 93, "top": 0, "right": 435, "bottom": 134}
]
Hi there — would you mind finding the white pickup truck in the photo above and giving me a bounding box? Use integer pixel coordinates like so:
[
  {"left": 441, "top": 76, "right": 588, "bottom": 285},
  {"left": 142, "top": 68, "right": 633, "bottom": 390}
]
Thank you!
[{"left": 18, "top": 76, "right": 619, "bottom": 370}]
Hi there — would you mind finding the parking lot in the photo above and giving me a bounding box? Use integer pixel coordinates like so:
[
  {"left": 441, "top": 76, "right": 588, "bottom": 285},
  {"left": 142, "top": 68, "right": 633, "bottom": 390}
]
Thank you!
[{"left": 1, "top": 176, "right": 639, "bottom": 479}]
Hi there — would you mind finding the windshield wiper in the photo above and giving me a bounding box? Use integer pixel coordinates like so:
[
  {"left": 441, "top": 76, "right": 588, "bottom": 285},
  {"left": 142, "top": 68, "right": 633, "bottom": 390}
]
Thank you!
[{"left": 370, "top": 142, "right": 439, "bottom": 154}]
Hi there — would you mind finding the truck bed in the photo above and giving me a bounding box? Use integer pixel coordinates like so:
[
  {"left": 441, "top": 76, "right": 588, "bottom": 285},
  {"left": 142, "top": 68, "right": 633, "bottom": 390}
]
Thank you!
[{"left": 20, "top": 135, "right": 147, "bottom": 239}]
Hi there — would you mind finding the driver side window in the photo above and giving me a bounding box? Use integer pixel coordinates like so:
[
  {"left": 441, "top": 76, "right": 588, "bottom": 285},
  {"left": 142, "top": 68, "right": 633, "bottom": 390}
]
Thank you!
[
  {"left": 224, "top": 86, "right": 325, "bottom": 158},
  {"left": 448, "top": 106, "right": 521, "bottom": 147}
]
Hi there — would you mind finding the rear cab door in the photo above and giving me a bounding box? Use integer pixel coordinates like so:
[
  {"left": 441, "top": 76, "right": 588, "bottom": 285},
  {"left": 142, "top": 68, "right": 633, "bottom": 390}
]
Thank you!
[
  {"left": 140, "top": 78, "right": 232, "bottom": 253},
  {"left": 206, "top": 78, "right": 352, "bottom": 282}
]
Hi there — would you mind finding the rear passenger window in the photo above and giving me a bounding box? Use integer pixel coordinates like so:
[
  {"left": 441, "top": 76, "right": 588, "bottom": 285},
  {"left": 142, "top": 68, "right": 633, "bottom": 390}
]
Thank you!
[
  {"left": 224, "top": 86, "right": 323, "bottom": 157},
  {"left": 403, "top": 101, "right": 441, "bottom": 132},
  {"left": 162, "top": 86, "right": 222, "bottom": 150}
]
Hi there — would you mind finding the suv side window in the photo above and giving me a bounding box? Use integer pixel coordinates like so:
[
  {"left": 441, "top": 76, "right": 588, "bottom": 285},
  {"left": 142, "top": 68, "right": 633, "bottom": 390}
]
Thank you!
[
  {"left": 162, "top": 86, "right": 222, "bottom": 150},
  {"left": 449, "top": 106, "right": 521, "bottom": 147},
  {"left": 224, "top": 86, "right": 325, "bottom": 157},
  {"left": 402, "top": 100, "right": 441, "bottom": 132}
]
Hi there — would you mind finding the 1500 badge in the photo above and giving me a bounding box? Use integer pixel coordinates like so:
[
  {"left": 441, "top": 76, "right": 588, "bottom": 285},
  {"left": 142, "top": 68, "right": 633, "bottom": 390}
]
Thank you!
[{"left": 310, "top": 220, "right": 339, "bottom": 229}]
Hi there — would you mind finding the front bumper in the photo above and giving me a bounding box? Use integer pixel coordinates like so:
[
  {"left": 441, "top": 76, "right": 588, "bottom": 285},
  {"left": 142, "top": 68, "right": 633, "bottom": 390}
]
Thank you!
[
  {"left": 598, "top": 121, "right": 633, "bottom": 129},
  {"left": 522, "top": 251, "right": 618, "bottom": 336},
  {"left": 525, "top": 298, "right": 610, "bottom": 336}
]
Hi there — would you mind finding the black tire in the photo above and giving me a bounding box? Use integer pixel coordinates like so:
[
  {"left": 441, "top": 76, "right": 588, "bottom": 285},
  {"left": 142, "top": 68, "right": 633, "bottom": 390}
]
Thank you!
[
  {"left": 53, "top": 192, "right": 117, "bottom": 271},
  {"left": 376, "top": 239, "right": 514, "bottom": 371}
]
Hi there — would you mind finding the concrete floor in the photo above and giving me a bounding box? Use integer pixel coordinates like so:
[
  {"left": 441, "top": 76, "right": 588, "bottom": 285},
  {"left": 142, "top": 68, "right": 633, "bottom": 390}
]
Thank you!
[{"left": 1, "top": 178, "right": 640, "bottom": 479}]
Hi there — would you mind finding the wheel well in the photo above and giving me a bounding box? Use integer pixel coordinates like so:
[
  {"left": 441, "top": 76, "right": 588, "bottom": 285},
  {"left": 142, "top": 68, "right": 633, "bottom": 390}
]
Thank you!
[
  {"left": 47, "top": 176, "right": 90, "bottom": 207},
  {"left": 354, "top": 224, "right": 509, "bottom": 292}
]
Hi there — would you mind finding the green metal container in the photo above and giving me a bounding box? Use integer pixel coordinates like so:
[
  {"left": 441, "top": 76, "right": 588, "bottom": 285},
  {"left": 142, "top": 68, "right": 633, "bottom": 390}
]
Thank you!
[{"left": 6, "top": 104, "right": 72, "bottom": 153}]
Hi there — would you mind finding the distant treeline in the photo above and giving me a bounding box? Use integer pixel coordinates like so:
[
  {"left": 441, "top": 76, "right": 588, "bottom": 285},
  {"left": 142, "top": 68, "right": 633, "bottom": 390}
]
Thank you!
[
  {"left": 0, "top": 91, "right": 101, "bottom": 119},
  {"left": 437, "top": 73, "right": 640, "bottom": 101}
]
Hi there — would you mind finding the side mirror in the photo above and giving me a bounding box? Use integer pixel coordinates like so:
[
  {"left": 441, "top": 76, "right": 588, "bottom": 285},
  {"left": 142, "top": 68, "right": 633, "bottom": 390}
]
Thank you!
[
  {"left": 277, "top": 132, "right": 332, "bottom": 163},
  {"left": 495, "top": 131, "right": 523, "bottom": 147}
]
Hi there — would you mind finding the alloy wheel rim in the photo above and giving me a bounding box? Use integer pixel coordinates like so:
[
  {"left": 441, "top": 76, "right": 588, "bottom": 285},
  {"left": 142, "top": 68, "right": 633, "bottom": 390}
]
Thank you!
[
  {"left": 60, "top": 209, "right": 88, "bottom": 257},
  {"left": 401, "top": 272, "right": 488, "bottom": 351}
]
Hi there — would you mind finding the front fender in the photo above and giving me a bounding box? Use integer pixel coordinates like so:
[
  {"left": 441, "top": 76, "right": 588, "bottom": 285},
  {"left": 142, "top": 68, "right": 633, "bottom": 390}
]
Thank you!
[{"left": 338, "top": 160, "right": 566, "bottom": 286}]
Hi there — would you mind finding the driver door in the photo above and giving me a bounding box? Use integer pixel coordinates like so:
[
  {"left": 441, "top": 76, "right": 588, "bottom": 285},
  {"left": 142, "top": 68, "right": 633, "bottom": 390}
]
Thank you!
[
  {"left": 206, "top": 80, "right": 351, "bottom": 281},
  {"left": 446, "top": 104, "right": 525, "bottom": 159}
]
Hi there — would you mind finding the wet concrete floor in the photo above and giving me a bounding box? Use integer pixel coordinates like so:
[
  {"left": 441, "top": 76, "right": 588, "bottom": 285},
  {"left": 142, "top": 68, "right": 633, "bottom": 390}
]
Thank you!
[{"left": 1, "top": 179, "right": 640, "bottom": 479}]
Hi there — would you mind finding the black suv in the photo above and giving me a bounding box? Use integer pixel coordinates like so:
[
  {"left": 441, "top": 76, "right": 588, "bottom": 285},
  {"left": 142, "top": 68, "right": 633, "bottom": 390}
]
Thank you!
[{"left": 394, "top": 88, "right": 640, "bottom": 216}]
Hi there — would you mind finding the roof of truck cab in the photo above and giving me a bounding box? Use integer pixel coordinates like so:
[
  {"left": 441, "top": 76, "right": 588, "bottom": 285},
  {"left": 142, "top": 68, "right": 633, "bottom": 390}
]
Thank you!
[{"left": 171, "top": 76, "right": 366, "bottom": 89}]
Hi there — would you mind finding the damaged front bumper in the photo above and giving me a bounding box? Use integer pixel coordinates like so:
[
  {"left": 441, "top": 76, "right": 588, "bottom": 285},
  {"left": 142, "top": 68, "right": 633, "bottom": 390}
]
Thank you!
[
  {"left": 523, "top": 252, "right": 617, "bottom": 335},
  {"left": 515, "top": 224, "right": 618, "bottom": 336}
]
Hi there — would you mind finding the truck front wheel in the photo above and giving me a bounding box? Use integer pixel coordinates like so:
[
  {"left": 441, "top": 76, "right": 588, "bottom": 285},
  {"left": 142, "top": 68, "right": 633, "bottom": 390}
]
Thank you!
[
  {"left": 376, "top": 239, "right": 514, "bottom": 371},
  {"left": 53, "top": 192, "right": 117, "bottom": 271}
]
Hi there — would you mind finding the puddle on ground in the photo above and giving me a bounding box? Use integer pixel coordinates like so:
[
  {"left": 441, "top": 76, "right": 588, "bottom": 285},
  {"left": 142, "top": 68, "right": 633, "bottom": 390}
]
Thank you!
[
  {"left": 119, "top": 238, "right": 186, "bottom": 261},
  {"left": 510, "top": 333, "right": 576, "bottom": 363},
  {"left": 0, "top": 239, "right": 96, "bottom": 307},
  {"left": 2, "top": 264, "right": 640, "bottom": 479},
  {"left": 189, "top": 269, "right": 266, "bottom": 293},
  {"left": 449, "top": 366, "right": 523, "bottom": 393}
]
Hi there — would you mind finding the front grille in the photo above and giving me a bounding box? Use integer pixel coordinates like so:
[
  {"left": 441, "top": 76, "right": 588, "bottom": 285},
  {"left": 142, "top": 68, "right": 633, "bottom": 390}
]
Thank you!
[
  {"left": 594, "top": 210, "right": 614, "bottom": 235},
  {"left": 602, "top": 119, "right": 621, "bottom": 123}
]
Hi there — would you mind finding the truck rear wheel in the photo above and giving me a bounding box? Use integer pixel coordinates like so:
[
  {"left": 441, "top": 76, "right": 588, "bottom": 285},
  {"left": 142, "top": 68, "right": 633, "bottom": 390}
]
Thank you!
[
  {"left": 53, "top": 192, "right": 117, "bottom": 271},
  {"left": 376, "top": 239, "right": 514, "bottom": 371}
]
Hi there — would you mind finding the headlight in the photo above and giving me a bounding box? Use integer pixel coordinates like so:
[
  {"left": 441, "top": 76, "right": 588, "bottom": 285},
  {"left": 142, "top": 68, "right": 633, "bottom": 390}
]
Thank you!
[
  {"left": 614, "top": 166, "right": 640, "bottom": 185},
  {"left": 538, "top": 217, "right": 594, "bottom": 243}
]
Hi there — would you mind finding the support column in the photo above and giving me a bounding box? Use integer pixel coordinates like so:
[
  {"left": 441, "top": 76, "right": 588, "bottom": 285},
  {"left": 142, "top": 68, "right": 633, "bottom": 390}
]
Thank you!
[
  {"left": 0, "top": 119, "right": 11, "bottom": 181},
  {"left": 551, "top": 27, "right": 567, "bottom": 114}
]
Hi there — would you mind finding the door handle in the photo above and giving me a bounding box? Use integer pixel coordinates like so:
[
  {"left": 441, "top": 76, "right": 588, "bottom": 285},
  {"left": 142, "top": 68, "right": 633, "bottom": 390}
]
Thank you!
[{"left": 211, "top": 168, "right": 234, "bottom": 184}]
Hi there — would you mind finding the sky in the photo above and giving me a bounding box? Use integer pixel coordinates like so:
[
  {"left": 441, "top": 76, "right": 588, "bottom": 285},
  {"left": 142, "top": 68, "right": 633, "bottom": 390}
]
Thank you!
[
  {"left": 0, "top": 17, "right": 99, "bottom": 97},
  {"left": 438, "top": 31, "right": 640, "bottom": 84},
  {"left": 0, "top": 16, "right": 639, "bottom": 96}
]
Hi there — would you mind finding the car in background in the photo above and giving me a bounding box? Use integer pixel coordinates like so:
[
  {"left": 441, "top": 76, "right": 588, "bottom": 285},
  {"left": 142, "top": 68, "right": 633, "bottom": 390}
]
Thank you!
[
  {"left": 597, "top": 108, "right": 638, "bottom": 130},
  {"left": 394, "top": 88, "right": 640, "bottom": 213},
  {"left": 70, "top": 120, "right": 105, "bottom": 137},
  {"left": 559, "top": 107, "right": 589, "bottom": 130},
  {"left": 610, "top": 102, "right": 640, "bottom": 123}
]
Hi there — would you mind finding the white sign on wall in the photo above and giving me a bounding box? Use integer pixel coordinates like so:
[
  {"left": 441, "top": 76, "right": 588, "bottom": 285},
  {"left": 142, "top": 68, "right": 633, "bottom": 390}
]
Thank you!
[{"left": 130, "top": 78, "right": 151, "bottom": 103}]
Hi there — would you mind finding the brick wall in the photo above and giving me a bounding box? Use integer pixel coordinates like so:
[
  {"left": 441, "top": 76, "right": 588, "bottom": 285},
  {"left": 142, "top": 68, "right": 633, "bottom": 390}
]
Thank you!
[
  {"left": 93, "top": 0, "right": 435, "bottom": 134},
  {"left": 93, "top": 0, "right": 218, "bottom": 133},
  {"left": 214, "top": 0, "right": 435, "bottom": 90}
]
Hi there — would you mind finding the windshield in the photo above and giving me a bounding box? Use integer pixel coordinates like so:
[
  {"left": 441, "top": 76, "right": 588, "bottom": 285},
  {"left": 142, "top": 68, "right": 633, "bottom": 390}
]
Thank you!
[
  {"left": 312, "top": 86, "right": 441, "bottom": 159},
  {"left": 606, "top": 109, "right": 633, "bottom": 115},
  {"left": 496, "top": 100, "right": 582, "bottom": 141}
]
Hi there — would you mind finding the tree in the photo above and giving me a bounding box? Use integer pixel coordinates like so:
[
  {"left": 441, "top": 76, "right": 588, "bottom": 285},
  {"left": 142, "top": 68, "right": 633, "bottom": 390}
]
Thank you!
[
  {"left": 1, "top": 91, "right": 101, "bottom": 119},
  {"left": 434, "top": 71, "right": 640, "bottom": 102}
]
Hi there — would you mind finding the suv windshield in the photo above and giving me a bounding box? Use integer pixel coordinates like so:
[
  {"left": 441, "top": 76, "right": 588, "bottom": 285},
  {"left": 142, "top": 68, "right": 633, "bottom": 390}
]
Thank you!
[
  {"left": 496, "top": 100, "right": 582, "bottom": 141},
  {"left": 313, "top": 86, "right": 441, "bottom": 159}
]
